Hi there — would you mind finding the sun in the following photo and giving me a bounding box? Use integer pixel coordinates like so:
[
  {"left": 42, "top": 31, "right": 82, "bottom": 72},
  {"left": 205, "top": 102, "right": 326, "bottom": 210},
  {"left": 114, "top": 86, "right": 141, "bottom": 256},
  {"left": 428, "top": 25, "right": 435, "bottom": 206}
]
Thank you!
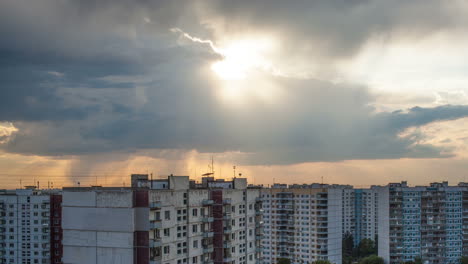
[{"left": 211, "top": 38, "right": 273, "bottom": 81}]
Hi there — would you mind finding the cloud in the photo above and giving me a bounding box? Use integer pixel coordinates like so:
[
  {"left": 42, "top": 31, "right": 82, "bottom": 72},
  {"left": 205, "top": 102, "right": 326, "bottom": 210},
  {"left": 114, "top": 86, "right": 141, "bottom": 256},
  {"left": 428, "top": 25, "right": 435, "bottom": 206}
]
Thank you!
[{"left": 1, "top": 0, "right": 468, "bottom": 166}]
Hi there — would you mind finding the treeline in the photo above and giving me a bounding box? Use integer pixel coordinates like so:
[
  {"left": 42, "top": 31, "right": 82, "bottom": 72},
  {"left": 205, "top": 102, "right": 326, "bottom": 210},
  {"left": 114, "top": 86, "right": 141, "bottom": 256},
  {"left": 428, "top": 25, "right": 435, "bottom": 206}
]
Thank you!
[{"left": 342, "top": 232, "right": 382, "bottom": 264}]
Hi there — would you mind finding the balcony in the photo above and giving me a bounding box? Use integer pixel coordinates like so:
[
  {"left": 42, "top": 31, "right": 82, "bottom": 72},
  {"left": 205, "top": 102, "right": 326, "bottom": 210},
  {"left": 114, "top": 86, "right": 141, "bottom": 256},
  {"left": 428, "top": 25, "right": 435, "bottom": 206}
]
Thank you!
[
  {"left": 150, "top": 239, "right": 161, "bottom": 247},
  {"left": 223, "top": 213, "right": 232, "bottom": 220},
  {"left": 223, "top": 241, "right": 232, "bottom": 248},
  {"left": 203, "top": 200, "right": 214, "bottom": 206},
  {"left": 150, "top": 221, "right": 162, "bottom": 229},
  {"left": 150, "top": 202, "right": 162, "bottom": 209},
  {"left": 202, "top": 217, "right": 214, "bottom": 223},
  {"left": 223, "top": 199, "right": 232, "bottom": 205},
  {"left": 203, "top": 232, "right": 214, "bottom": 238},
  {"left": 203, "top": 246, "right": 214, "bottom": 253}
]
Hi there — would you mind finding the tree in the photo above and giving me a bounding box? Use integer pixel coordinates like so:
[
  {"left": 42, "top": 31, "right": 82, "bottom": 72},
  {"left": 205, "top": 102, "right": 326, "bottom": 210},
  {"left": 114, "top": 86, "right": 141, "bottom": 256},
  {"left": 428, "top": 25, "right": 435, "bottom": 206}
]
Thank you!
[
  {"left": 312, "top": 261, "right": 332, "bottom": 264},
  {"left": 403, "top": 257, "right": 422, "bottom": 264},
  {"left": 359, "top": 255, "right": 384, "bottom": 264},
  {"left": 342, "top": 232, "right": 354, "bottom": 264},
  {"left": 277, "top": 258, "right": 291, "bottom": 264},
  {"left": 358, "top": 238, "right": 377, "bottom": 258},
  {"left": 461, "top": 256, "right": 468, "bottom": 264},
  {"left": 414, "top": 256, "right": 422, "bottom": 264}
]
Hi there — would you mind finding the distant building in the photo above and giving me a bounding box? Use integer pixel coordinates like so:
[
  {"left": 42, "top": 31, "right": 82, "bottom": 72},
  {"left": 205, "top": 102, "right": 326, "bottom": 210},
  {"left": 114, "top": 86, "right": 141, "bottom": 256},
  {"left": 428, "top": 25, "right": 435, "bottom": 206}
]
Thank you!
[
  {"left": 260, "top": 184, "right": 349, "bottom": 264},
  {"left": 61, "top": 175, "right": 263, "bottom": 264},
  {"left": 0, "top": 187, "right": 63, "bottom": 264},
  {"left": 352, "top": 188, "right": 379, "bottom": 245},
  {"left": 378, "top": 181, "right": 464, "bottom": 264}
]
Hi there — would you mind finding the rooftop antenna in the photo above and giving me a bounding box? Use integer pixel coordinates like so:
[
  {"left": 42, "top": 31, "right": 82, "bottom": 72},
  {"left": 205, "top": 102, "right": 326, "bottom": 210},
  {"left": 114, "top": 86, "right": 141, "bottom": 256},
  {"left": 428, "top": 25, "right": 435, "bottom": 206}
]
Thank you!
[
  {"left": 321, "top": 175, "right": 324, "bottom": 185},
  {"left": 20, "top": 179, "right": 22, "bottom": 189},
  {"left": 233, "top": 166, "right": 236, "bottom": 179},
  {"left": 211, "top": 156, "right": 214, "bottom": 175},
  {"left": 151, "top": 173, "right": 153, "bottom": 189}
]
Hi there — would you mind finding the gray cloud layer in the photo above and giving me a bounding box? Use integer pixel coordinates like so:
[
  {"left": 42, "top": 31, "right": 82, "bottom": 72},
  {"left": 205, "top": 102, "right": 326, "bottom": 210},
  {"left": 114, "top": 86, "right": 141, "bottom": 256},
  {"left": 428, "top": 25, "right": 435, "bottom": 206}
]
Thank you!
[{"left": 1, "top": 0, "right": 468, "bottom": 165}]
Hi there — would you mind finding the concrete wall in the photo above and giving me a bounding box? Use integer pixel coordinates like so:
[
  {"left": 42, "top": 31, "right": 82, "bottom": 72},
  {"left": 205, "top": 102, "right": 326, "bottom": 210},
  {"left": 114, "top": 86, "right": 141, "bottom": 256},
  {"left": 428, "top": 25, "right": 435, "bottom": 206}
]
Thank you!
[
  {"left": 62, "top": 190, "right": 138, "bottom": 264},
  {"left": 168, "top": 176, "right": 189, "bottom": 190},
  {"left": 377, "top": 187, "right": 390, "bottom": 264},
  {"left": 328, "top": 189, "right": 343, "bottom": 264}
]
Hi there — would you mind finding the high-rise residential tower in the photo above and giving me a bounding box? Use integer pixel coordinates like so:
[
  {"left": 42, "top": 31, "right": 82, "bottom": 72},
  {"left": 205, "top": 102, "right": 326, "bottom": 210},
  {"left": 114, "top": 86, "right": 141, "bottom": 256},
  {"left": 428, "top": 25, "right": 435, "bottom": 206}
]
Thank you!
[
  {"left": 0, "top": 187, "right": 63, "bottom": 264},
  {"left": 260, "top": 184, "right": 348, "bottom": 264},
  {"left": 378, "top": 181, "right": 464, "bottom": 264},
  {"left": 61, "top": 175, "right": 263, "bottom": 264}
]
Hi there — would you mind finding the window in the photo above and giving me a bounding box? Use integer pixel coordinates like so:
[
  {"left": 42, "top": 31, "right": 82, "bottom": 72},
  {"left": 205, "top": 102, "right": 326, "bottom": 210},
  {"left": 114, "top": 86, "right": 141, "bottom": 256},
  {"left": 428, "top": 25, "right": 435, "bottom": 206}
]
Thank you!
[
  {"left": 164, "top": 228, "right": 170, "bottom": 236},
  {"left": 192, "top": 224, "right": 198, "bottom": 233},
  {"left": 163, "top": 246, "right": 170, "bottom": 254},
  {"left": 193, "top": 240, "right": 198, "bottom": 248},
  {"left": 164, "top": 211, "right": 170, "bottom": 220},
  {"left": 192, "top": 208, "right": 198, "bottom": 217}
]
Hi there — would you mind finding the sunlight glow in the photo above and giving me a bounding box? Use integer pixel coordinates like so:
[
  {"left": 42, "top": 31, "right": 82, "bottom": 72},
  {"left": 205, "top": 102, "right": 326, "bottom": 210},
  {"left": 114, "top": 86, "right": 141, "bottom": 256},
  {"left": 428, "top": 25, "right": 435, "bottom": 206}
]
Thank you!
[{"left": 211, "top": 39, "right": 273, "bottom": 80}]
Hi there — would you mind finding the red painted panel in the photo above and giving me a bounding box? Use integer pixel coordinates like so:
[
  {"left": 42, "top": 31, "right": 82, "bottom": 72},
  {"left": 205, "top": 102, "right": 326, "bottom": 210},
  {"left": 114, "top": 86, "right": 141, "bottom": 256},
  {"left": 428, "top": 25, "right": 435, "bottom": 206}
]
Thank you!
[
  {"left": 50, "top": 194, "right": 63, "bottom": 263},
  {"left": 134, "top": 190, "right": 149, "bottom": 207},
  {"left": 134, "top": 231, "right": 149, "bottom": 264}
]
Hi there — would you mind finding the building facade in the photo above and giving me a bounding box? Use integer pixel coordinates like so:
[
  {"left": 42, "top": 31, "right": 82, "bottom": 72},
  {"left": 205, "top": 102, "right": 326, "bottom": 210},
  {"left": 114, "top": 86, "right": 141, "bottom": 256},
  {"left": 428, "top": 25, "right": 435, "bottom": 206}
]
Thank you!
[
  {"left": 378, "top": 181, "right": 464, "bottom": 264},
  {"left": 62, "top": 175, "right": 263, "bottom": 264},
  {"left": 353, "top": 188, "right": 379, "bottom": 245},
  {"left": 260, "top": 184, "right": 347, "bottom": 264},
  {"left": 0, "top": 188, "right": 63, "bottom": 264}
]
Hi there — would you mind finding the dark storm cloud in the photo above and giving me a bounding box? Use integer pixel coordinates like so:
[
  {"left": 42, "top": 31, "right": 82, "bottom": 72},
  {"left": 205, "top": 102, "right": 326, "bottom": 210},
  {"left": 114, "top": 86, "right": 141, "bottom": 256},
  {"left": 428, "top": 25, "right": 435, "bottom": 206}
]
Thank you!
[
  {"left": 1, "top": 0, "right": 468, "bottom": 164},
  {"left": 200, "top": 0, "right": 466, "bottom": 59}
]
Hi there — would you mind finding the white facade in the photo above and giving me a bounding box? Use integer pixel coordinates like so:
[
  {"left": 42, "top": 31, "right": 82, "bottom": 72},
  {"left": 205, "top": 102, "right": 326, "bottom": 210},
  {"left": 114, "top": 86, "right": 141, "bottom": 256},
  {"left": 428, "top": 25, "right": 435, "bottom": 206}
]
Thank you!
[
  {"left": 62, "top": 188, "right": 148, "bottom": 264},
  {"left": 0, "top": 189, "right": 56, "bottom": 264},
  {"left": 62, "top": 175, "right": 262, "bottom": 264},
  {"left": 147, "top": 176, "right": 262, "bottom": 264},
  {"left": 260, "top": 185, "right": 349, "bottom": 264}
]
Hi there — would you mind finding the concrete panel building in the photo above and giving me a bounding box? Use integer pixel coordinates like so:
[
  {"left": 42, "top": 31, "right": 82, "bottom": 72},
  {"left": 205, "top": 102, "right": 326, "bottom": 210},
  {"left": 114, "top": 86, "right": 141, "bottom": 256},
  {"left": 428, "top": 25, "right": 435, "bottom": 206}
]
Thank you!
[
  {"left": 0, "top": 187, "right": 63, "bottom": 264},
  {"left": 260, "top": 184, "right": 350, "bottom": 264},
  {"left": 62, "top": 188, "right": 148, "bottom": 264},
  {"left": 62, "top": 175, "right": 263, "bottom": 264},
  {"left": 378, "top": 181, "right": 464, "bottom": 264}
]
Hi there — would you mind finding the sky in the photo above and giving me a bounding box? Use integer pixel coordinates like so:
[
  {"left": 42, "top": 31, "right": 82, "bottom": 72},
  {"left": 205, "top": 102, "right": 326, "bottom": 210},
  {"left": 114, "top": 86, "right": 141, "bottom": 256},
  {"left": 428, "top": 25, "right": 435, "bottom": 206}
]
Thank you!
[{"left": 1, "top": 0, "right": 468, "bottom": 188}]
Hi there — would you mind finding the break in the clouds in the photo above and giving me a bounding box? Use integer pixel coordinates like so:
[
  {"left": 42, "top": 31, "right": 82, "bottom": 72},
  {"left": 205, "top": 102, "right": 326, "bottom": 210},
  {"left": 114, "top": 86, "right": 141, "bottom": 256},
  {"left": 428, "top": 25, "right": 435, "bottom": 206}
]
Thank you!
[{"left": 1, "top": 0, "right": 468, "bottom": 165}]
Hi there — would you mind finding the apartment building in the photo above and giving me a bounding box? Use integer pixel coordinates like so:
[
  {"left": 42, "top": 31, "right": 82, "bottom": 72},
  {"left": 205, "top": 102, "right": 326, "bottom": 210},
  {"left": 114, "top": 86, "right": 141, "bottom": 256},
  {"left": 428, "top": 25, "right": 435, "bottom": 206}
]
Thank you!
[
  {"left": 340, "top": 188, "right": 379, "bottom": 245},
  {"left": 378, "top": 181, "right": 464, "bottom": 264},
  {"left": 62, "top": 175, "right": 263, "bottom": 264},
  {"left": 0, "top": 187, "right": 63, "bottom": 264},
  {"left": 260, "top": 184, "right": 347, "bottom": 264},
  {"left": 353, "top": 188, "right": 379, "bottom": 245}
]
